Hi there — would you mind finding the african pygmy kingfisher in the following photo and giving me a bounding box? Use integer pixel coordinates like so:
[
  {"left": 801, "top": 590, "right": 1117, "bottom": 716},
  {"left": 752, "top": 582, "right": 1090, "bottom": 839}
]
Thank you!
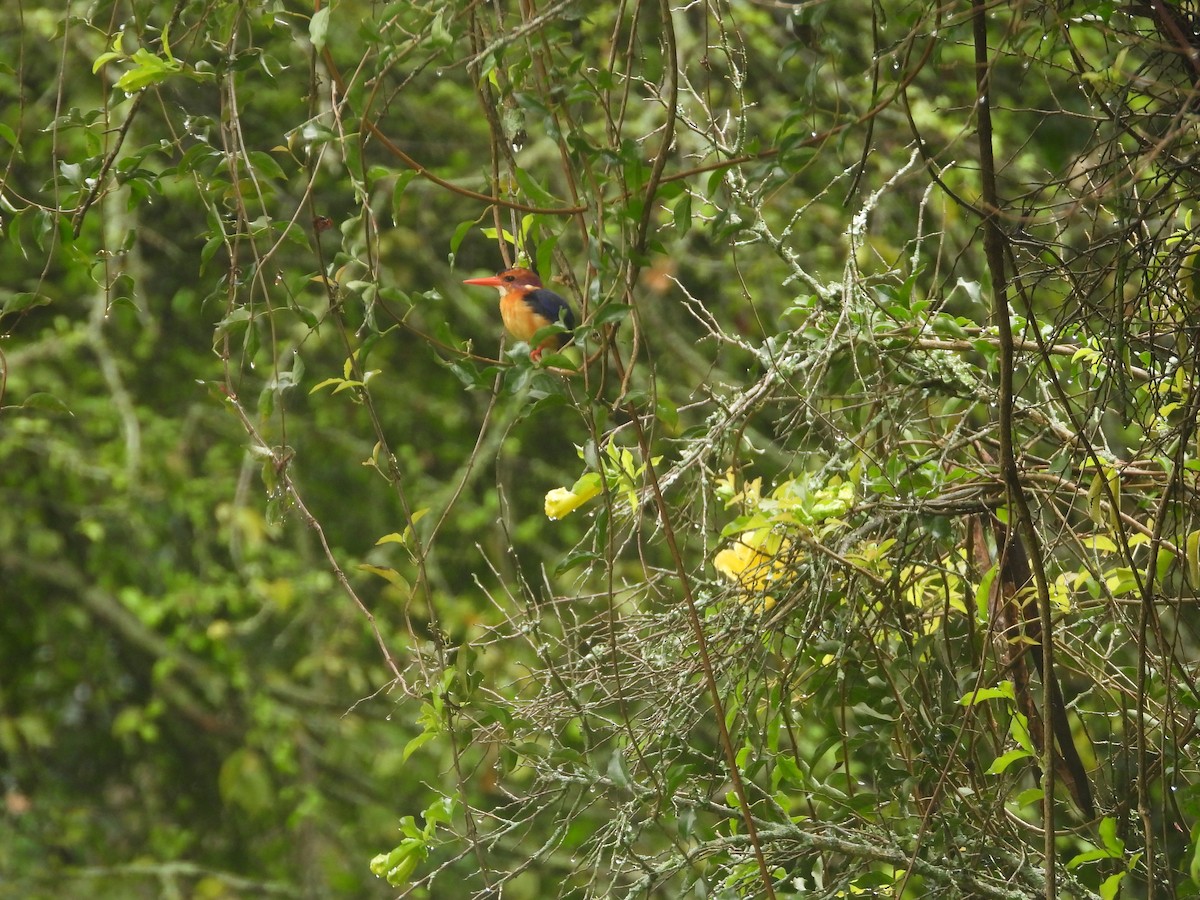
[{"left": 462, "top": 266, "right": 576, "bottom": 361}]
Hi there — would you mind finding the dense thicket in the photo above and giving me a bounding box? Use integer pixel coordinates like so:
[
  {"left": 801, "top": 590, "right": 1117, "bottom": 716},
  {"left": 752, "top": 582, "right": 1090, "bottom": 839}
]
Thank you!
[{"left": 5, "top": 1, "right": 1200, "bottom": 898}]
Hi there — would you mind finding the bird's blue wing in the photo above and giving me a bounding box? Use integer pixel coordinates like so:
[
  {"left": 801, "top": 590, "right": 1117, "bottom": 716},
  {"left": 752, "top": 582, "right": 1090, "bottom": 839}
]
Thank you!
[{"left": 524, "top": 288, "right": 576, "bottom": 346}]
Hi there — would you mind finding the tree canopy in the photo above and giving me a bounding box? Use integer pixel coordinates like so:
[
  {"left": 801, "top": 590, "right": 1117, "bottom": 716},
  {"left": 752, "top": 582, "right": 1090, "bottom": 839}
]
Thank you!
[{"left": 5, "top": 0, "right": 1200, "bottom": 898}]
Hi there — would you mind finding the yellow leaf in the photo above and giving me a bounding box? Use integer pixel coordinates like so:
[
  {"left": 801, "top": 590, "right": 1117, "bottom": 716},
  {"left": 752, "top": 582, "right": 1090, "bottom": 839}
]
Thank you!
[
  {"left": 1088, "top": 473, "right": 1104, "bottom": 527},
  {"left": 1188, "top": 529, "right": 1200, "bottom": 585},
  {"left": 357, "top": 564, "right": 408, "bottom": 590},
  {"left": 1082, "top": 534, "right": 1119, "bottom": 553}
]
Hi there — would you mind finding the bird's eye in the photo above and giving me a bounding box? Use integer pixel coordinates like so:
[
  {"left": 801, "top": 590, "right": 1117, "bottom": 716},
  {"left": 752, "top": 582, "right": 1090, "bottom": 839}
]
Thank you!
[{"left": 503, "top": 275, "right": 514, "bottom": 282}]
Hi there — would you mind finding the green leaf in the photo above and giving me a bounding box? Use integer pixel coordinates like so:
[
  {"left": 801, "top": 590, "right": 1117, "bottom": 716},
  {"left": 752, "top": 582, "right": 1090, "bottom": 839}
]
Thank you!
[
  {"left": 772, "top": 755, "right": 805, "bottom": 789},
  {"left": 402, "top": 729, "right": 437, "bottom": 762},
  {"left": 591, "top": 303, "right": 632, "bottom": 327},
  {"left": 1190, "top": 820, "right": 1200, "bottom": 885},
  {"left": 19, "top": 392, "right": 72, "bottom": 415},
  {"left": 391, "top": 170, "right": 419, "bottom": 223},
  {"left": 309, "top": 376, "right": 345, "bottom": 394},
  {"left": 114, "top": 48, "right": 183, "bottom": 92},
  {"left": 656, "top": 396, "right": 679, "bottom": 434},
  {"left": 958, "top": 683, "right": 1014, "bottom": 706},
  {"left": 512, "top": 167, "right": 560, "bottom": 206},
  {"left": 247, "top": 150, "right": 287, "bottom": 181},
  {"left": 607, "top": 751, "right": 631, "bottom": 789},
  {"left": 1067, "top": 847, "right": 1119, "bottom": 869},
  {"left": 200, "top": 234, "right": 224, "bottom": 270},
  {"left": 1009, "top": 713, "right": 1034, "bottom": 754},
  {"left": 310, "top": 6, "right": 331, "bottom": 50},
  {"left": 422, "top": 796, "right": 456, "bottom": 829},
  {"left": 1015, "top": 788, "right": 1043, "bottom": 808},
  {"left": 449, "top": 218, "right": 479, "bottom": 261},
  {"left": 536, "top": 234, "right": 559, "bottom": 284},
  {"left": 1096, "top": 815, "right": 1124, "bottom": 854},
  {"left": 975, "top": 562, "right": 997, "bottom": 620},
  {"left": 985, "top": 747, "right": 1031, "bottom": 775},
  {"left": 554, "top": 548, "right": 598, "bottom": 575},
  {"left": 850, "top": 702, "right": 894, "bottom": 723},
  {"left": 3, "top": 292, "right": 51, "bottom": 314},
  {"left": 1099, "top": 871, "right": 1126, "bottom": 900},
  {"left": 672, "top": 192, "right": 692, "bottom": 234},
  {"left": 92, "top": 50, "right": 124, "bottom": 74}
]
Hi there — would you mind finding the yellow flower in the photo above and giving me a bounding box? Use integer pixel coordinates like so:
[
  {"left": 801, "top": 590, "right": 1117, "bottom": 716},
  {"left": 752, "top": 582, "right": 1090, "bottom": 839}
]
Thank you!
[
  {"left": 544, "top": 474, "right": 602, "bottom": 520},
  {"left": 714, "top": 529, "right": 788, "bottom": 611}
]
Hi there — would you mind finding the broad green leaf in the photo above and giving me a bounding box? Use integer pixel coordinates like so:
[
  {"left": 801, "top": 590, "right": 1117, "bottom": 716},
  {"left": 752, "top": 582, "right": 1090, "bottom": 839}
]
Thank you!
[
  {"left": 310, "top": 7, "right": 331, "bottom": 50},
  {"left": 985, "top": 747, "right": 1032, "bottom": 775},
  {"left": 958, "top": 683, "right": 1015, "bottom": 706}
]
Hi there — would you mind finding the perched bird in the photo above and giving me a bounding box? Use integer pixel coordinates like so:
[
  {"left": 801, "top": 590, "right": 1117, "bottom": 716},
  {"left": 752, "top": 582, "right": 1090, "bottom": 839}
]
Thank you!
[{"left": 462, "top": 266, "right": 576, "bottom": 361}]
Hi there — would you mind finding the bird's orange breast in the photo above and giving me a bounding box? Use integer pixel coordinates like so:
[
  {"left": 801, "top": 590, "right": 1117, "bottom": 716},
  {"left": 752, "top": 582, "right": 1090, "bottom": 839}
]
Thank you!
[{"left": 500, "top": 293, "right": 547, "bottom": 343}]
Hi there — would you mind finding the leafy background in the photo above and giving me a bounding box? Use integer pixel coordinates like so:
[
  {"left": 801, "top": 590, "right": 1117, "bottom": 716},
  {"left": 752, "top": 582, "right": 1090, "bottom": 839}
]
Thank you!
[{"left": 4, "top": 0, "right": 1200, "bottom": 898}]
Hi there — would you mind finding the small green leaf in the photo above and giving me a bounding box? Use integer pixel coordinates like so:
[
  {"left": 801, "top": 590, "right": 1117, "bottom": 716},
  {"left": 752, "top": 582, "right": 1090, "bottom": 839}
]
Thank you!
[
  {"left": 200, "top": 234, "right": 224, "bottom": 270},
  {"left": 1098, "top": 815, "right": 1124, "bottom": 854},
  {"left": 1010, "top": 712, "right": 1034, "bottom": 754},
  {"left": 391, "top": 170, "right": 419, "bottom": 223},
  {"left": 114, "top": 48, "right": 183, "bottom": 92},
  {"left": 450, "top": 217, "right": 480, "bottom": 261},
  {"left": 591, "top": 303, "right": 632, "bottom": 327},
  {"left": 3, "top": 292, "right": 52, "bottom": 314},
  {"left": 422, "top": 796, "right": 456, "bottom": 828},
  {"left": 1015, "top": 787, "right": 1043, "bottom": 807},
  {"left": 958, "top": 683, "right": 1014, "bottom": 706},
  {"left": 975, "top": 562, "right": 997, "bottom": 620},
  {"left": 554, "top": 549, "right": 598, "bottom": 574},
  {"left": 656, "top": 396, "right": 679, "bottom": 434},
  {"left": 985, "top": 747, "right": 1032, "bottom": 775},
  {"left": 607, "top": 751, "right": 631, "bottom": 789},
  {"left": 535, "top": 235, "right": 559, "bottom": 284},
  {"left": 20, "top": 392, "right": 72, "bottom": 415},
  {"left": 92, "top": 50, "right": 124, "bottom": 74},
  {"left": 1099, "top": 871, "right": 1126, "bottom": 900},
  {"left": 772, "top": 755, "right": 805, "bottom": 789},
  {"left": 954, "top": 278, "right": 982, "bottom": 305},
  {"left": 309, "top": 377, "right": 344, "bottom": 394},
  {"left": 672, "top": 192, "right": 692, "bottom": 234},
  {"left": 310, "top": 7, "right": 331, "bottom": 50},
  {"left": 402, "top": 730, "right": 437, "bottom": 762},
  {"left": 1067, "top": 847, "right": 1118, "bottom": 869},
  {"left": 247, "top": 150, "right": 287, "bottom": 181},
  {"left": 512, "top": 168, "right": 560, "bottom": 206}
]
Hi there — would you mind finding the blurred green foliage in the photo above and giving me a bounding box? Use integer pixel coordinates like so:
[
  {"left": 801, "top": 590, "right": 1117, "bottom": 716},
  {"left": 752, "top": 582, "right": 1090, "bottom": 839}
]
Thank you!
[{"left": 6, "top": 0, "right": 1200, "bottom": 898}]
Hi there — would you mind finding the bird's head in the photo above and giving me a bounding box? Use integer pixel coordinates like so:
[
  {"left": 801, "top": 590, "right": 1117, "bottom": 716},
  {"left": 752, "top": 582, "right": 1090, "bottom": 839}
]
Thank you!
[{"left": 462, "top": 266, "right": 543, "bottom": 296}]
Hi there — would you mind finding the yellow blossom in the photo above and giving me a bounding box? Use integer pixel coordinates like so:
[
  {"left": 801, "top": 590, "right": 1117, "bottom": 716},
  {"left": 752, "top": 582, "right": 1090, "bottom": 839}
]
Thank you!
[
  {"left": 544, "top": 474, "right": 602, "bottom": 520},
  {"left": 714, "top": 529, "right": 789, "bottom": 611}
]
